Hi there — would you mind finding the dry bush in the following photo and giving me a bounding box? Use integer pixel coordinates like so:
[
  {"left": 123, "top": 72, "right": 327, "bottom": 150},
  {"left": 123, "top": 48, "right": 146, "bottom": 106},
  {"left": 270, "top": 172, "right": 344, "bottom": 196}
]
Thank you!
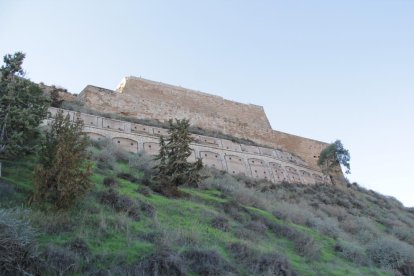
[
  {"left": 227, "top": 243, "right": 298, "bottom": 276},
  {"left": 67, "top": 238, "right": 90, "bottom": 257},
  {"left": 100, "top": 189, "right": 140, "bottom": 220},
  {"left": 128, "top": 151, "right": 157, "bottom": 175},
  {"left": 307, "top": 216, "right": 342, "bottom": 239},
  {"left": 334, "top": 240, "right": 370, "bottom": 266},
  {"left": 246, "top": 220, "right": 268, "bottom": 234},
  {"left": 0, "top": 209, "right": 39, "bottom": 275},
  {"left": 39, "top": 244, "right": 82, "bottom": 275},
  {"left": 0, "top": 180, "right": 16, "bottom": 205},
  {"left": 137, "top": 185, "right": 152, "bottom": 197},
  {"left": 319, "top": 204, "right": 348, "bottom": 221},
  {"left": 221, "top": 200, "right": 250, "bottom": 224},
  {"left": 393, "top": 226, "right": 414, "bottom": 246},
  {"left": 252, "top": 253, "right": 299, "bottom": 276},
  {"left": 95, "top": 149, "right": 116, "bottom": 170},
  {"left": 366, "top": 237, "right": 414, "bottom": 270},
  {"left": 117, "top": 172, "right": 140, "bottom": 183},
  {"left": 272, "top": 202, "right": 317, "bottom": 226},
  {"left": 137, "top": 199, "right": 156, "bottom": 218},
  {"left": 267, "top": 221, "right": 321, "bottom": 260},
  {"left": 181, "top": 249, "right": 235, "bottom": 275},
  {"left": 103, "top": 176, "right": 117, "bottom": 187},
  {"left": 133, "top": 250, "right": 184, "bottom": 276},
  {"left": 210, "top": 216, "right": 230, "bottom": 232}
]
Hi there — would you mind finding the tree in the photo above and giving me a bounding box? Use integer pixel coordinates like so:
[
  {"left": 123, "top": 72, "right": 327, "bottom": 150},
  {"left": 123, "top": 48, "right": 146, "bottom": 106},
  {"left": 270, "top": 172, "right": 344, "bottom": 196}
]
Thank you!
[
  {"left": 0, "top": 52, "right": 49, "bottom": 176},
  {"left": 33, "top": 110, "right": 92, "bottom": 209},
  {"left": 154, "top": 119, "right": 204, "bottom": 196},
  {"left": 318, "top": 139, "right": 351, "bottom": 175}
]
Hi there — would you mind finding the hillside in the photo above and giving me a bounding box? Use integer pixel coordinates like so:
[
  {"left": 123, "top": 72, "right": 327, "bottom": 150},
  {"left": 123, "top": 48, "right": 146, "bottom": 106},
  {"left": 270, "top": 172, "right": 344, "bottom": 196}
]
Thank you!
[{"left": 1, "top": 139, "right": 414, "bottom": 275}]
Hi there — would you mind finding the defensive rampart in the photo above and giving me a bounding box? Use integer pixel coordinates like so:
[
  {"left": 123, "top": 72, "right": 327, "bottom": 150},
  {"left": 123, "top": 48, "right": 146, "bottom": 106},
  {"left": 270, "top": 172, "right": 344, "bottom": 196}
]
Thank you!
[
  {"left": 47, "top": 107, "right": 330, "bottom": 185},
  {"left": 78, "top": 76, "right": 328, "bottom": 170}
]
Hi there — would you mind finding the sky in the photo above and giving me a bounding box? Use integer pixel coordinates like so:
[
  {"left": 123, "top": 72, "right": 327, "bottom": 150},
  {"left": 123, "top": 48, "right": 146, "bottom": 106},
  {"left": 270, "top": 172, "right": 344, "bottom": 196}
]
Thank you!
[{"left": 1, "top": 0, "right": 413, "bottom": 206}]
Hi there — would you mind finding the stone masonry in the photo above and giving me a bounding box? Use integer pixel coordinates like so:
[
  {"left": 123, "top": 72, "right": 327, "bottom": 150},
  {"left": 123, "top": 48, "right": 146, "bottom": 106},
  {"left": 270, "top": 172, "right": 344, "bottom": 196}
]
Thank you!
[
  {"left": 78, "top": 76, "right": 329, "bottom": 171},
  {"left": 47, "top": 107, "right": 331, "bottom": 185}
]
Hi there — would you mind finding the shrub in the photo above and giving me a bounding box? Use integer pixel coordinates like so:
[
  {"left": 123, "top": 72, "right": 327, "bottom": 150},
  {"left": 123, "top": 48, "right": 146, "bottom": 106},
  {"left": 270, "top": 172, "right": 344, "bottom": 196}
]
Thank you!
[
  {"left": 366, "top": 237, "right": 414, "bottom": 270},
  {"left": 128, "top": 151, "right": 157, "bottom": 175},
  {"left": 138, "top": 185, "right": 152, "bottom": 197},
  {"left": 133, "top": 249, "right": 184, "bottom": 276},
  {"left": 334, "top": 240, "right": 370, "bottom": 266},
  {"left": 137, "top": 199, "right": 156, "bottom": 217},
  {"left": 39, "top": 244, "right": 81, "bottom": 275},
  {"left": 181, "top": 249, "right": 234, "bottom": 275},
  {"left": 100, "top": 189, "right": 140, "bottom": 220},
  {"left": 67, "top": 238, "right": 90, "bottom": 257},
  {"left": 103, "top": 176, "right": 117, "bottom": 187},
  {"left": 267, "top": 221, "right": 321, "bottom": 260},
  {"left": 246, "top": 220, "right": 268, "bottom": 234},
  {"left": 0, "top": 209, "right": 38, "bottom": 275},
  {"left": 96, "top": 149, "right": 116, "bottom": 170},
  {"left": 33, "top": 110, "right": 92, "bottom": 210},
  {"left": 210, "top": 216, "right": 230, "bottom": 232},
  {"left": 252, "top": 253, "right": 298, "bottom": 276},
  {"left": 393, "top": 226, "right": 414, "bottom": 246},
  {"left": 227, "top": 242, "right": 298, "bottom": 275},
  {"left": 0, "top": 180, "right": 16, "bottom": 204},
  {"left": 117, "top": 172, "right": 139, "bottom": 183}
]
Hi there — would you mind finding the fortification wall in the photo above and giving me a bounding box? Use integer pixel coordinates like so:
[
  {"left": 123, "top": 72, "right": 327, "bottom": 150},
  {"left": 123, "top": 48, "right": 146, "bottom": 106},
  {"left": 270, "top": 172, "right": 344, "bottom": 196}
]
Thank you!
[
  {"left": 78, "top": 76, "right": 329, "bottom": 170},
  {"left": 47, "top": 107, "right": 330, "bottom": 185}
]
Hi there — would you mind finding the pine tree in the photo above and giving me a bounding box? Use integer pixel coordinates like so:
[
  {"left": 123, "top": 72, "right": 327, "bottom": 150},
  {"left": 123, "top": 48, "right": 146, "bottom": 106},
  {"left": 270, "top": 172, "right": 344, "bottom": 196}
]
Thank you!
[
  {"left": 154, "top": 119, "right": 204, "bottom": 196},
  {"left": 33, "top": 110, "right": 92, "bottom": 209},
  {"left": 318, "top": 140, "right": 351, "bottom": 175}
]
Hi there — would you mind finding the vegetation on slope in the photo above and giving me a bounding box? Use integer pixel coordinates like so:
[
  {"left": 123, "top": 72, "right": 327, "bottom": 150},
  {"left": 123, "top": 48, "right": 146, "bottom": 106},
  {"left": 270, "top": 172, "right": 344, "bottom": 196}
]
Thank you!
[{"left": 2, "top": 138, "right": 414, "bottom": 275}]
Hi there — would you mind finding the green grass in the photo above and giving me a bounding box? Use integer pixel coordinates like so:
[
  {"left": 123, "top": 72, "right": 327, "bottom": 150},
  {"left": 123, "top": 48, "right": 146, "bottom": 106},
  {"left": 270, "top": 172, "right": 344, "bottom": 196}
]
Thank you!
[{"left": 0, "top": 152, "right": 396, "bottom": 275}]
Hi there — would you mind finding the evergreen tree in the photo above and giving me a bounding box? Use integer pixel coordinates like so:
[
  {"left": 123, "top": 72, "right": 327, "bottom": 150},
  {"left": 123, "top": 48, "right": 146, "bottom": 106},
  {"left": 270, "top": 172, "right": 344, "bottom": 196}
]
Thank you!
[
  {"left": 154, "top": 119, "right": 204, "bottom": 196},
  {"left": 33, "top": 110, "right": 92, "bottom": 209},
  {"left": 318, "top": 139, "right": 351, "bottom": 175},
  {"left": 0, "top": 52, "right": 49, "bottom": 176}
]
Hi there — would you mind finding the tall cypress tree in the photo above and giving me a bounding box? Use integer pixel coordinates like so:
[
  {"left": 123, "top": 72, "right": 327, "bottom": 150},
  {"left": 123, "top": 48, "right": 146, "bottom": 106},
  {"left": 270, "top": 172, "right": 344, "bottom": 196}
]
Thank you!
[{"left": 154, "top": 119, "right": 204, "bottom": 196}]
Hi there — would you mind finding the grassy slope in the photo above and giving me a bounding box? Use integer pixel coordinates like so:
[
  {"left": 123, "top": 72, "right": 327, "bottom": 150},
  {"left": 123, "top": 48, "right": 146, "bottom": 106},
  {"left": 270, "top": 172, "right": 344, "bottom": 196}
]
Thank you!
[{"left": 2, "top": 146, "right": 410, "bottom": 275}]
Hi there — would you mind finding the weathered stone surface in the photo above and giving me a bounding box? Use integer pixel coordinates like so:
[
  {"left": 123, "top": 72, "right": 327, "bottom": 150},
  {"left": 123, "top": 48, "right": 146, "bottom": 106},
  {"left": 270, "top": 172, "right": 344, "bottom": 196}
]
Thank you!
[
  {"left": 75, "top": 76, "right": 338, "bottom": 174},
  {"left": 46, "top": 107, "right": 331, "bottom": 185}
]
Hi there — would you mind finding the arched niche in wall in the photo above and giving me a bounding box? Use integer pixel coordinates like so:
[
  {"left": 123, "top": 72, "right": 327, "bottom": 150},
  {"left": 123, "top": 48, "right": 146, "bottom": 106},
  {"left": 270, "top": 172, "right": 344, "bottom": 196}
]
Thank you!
[
  {"left": 285, "top": 166, "right": 302, "bottom": 183},
  {"left": 199, "top": 151, "right": 223, "bottom": 170},
  {"left": 85, "top": 132, "right": 106, "bottom": 141},
  {"left": 225, "top": 154, "right": 246, "bottom": 175},
  {"left": 269, "top": 162, "right": 287, "bottom": 182},
  {"left": 112, "top": 137, "right": 138, "bottom": 153},
  {"left": 143, "top": 142, "right": 160, "bottom": 155}
]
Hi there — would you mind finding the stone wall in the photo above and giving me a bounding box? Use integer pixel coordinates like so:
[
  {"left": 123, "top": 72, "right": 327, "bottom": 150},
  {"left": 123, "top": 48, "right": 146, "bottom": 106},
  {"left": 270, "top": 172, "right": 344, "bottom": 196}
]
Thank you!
[
  {"left": 47, "top": 107, "right": 330, "bottom": 185},
  {"left": 77, "top": 76, "right": 331, "bottom": 170}
]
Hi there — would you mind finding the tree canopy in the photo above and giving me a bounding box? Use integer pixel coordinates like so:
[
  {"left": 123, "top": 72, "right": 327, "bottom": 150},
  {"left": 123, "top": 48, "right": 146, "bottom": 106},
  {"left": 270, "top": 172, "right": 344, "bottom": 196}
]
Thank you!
[
  {"left": 154, "top": 119, "right": 204, "bottom": 196},
  {"left": 318, "top": 140, "right": 351, "bottom": 174},
  {"left": 0, "top": 52, "right": 49, "bottom": 158},
  {"left": 33, "top": 110, "right": 92, "bottom": 209}
]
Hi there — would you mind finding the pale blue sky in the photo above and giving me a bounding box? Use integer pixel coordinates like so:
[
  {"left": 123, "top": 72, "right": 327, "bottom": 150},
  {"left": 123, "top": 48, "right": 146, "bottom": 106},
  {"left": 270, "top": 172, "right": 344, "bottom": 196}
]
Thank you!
[{"left": 1, "top": 0, "right": 413, "bottom": 206}]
